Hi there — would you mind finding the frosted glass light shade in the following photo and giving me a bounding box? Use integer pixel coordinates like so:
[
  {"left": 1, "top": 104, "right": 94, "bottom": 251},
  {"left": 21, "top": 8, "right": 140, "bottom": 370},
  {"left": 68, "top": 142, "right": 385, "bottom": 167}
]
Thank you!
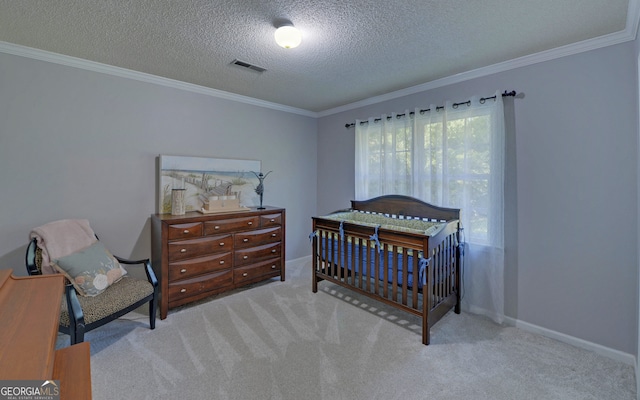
[{"left": 274, "top": 26, "right": 302, "bottom": 49}]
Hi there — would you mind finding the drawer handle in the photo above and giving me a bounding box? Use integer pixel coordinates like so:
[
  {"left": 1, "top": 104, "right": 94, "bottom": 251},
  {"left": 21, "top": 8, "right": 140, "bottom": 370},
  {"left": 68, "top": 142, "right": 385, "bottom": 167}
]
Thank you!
[
  {"left": 214, "top": 225, "right": 220, "bottom": 230},
  {"left": 180, "top": 268, "right": 187, "bottom": 273},
  {"left": 219, "top": 260, "right": 225, "bottom": 265},
  {"left": 271, "top": 265, "right": 276, "bottom": 269},
  {"left": 271, "top": 233, "right": 276, "bottom": 237},
  {"left": 271, "top": 249, "right": 277, "bottom": 253},
  {"left": 219, "top": 242, "right": 225, "bottom": 246},
  {"left": 270, "top": 219, "right": 275, "bottom": 222},
  {"left": 242, "top": 272, "right": 248, "bottom": 277},
  {"left": 243, "top": 255, "right": 248, "bottom": 260},
  {"left": 180, "top": 248, "right": 187, "bottom": 253},
  {"left": 243, "top": 238, "right": 249, "bottom": 242},
  {"left": 180, "top": 288, "right": 187, "bottom": 293},
  {"left": 247, "top": 221, "right": 253, "bottom": 225},
  {"left": 183, "top": 230, "right": 189, "bottom": 234}
]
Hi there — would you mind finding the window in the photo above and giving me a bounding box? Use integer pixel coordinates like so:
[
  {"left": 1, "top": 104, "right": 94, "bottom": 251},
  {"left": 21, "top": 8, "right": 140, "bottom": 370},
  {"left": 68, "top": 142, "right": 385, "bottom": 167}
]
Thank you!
[{"left": 355, "top": 95, "right": 504, "bottom": 248}]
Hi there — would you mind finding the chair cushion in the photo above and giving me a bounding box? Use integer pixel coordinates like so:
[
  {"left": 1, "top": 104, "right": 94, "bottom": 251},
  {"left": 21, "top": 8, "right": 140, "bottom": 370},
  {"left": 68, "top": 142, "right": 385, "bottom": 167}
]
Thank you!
[
  {"left": 52, "top": 241, "right": 127, "bottom": 296},
  {"left": 59, "top": 276, "right": 154, "bottom": 327}
]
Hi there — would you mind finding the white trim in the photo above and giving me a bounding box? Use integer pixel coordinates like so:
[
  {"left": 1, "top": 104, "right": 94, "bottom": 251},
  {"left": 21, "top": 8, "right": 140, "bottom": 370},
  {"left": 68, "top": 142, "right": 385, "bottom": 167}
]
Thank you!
[
  {"left": 0, "top": 41, "right": 317, "bottom": 118},
  {"left": 502, "top": 316, "right": 636, "bottom": 367}
]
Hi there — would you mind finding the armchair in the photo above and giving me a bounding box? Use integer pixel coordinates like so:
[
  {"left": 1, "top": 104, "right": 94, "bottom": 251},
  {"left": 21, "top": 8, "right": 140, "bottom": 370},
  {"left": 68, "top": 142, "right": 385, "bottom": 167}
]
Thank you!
[{"left": 25, "top": 221, "right": 158, "bottom": 345}]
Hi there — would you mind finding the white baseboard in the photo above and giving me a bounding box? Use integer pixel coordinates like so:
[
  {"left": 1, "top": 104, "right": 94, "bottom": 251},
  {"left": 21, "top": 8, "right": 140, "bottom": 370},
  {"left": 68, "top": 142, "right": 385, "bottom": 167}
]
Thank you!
[
  {"left": 461, "top": 304, "right": 636, "bottom": 366},
  {"left": 502, "top": 315, "right": 636, "bottom": 366}
]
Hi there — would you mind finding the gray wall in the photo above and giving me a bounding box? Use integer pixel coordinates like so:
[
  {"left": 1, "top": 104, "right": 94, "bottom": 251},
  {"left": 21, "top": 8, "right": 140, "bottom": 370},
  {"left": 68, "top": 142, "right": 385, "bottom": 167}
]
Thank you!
[
  {"left": 0, "top": 52, "right": 317, "bottom": 274},
  {"left": 317, "top": 42, "right": 638, "bottom": 355}
]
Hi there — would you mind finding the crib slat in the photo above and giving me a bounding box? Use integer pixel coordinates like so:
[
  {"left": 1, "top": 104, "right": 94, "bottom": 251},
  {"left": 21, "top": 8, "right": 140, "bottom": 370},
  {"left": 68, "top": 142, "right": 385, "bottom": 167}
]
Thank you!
[
  {"left": 336, "top": 231, "right": 340, "bottom": 277},
  {"left": 392, "top": 245, "right": 398, "bottom": 301},
  {"left": 401, "top": 249, "right": 408, "bottom": 306},
  {"left": 446, "top": 235, "right": 452, "bottom": 296},
  {"left": 322, "top": 231, "right": 329, "bottom": 276},
  {"left": 364, "top": 239, "right": 371, "bottom": 292},
  {"left": 374, "top": 244, "right": 380, "bottom": 296},
  {"left": 412, "top": 254, "right": 419, "bottom": 309},
  {"left": 383, "top": 244, "right": 388, "bottom": 299},
  {"left": 438, "top": 243, "right": 444, "bottom": 304},
  {"left": 358, "top": 237, "right": 364, "bottom": 289}
]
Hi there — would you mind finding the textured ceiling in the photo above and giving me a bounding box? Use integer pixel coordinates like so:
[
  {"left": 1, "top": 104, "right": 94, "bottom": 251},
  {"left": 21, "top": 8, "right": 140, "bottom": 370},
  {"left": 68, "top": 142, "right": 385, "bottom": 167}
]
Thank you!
[{"left": 0, "top": 0, "right": 632, "bottom": 113}]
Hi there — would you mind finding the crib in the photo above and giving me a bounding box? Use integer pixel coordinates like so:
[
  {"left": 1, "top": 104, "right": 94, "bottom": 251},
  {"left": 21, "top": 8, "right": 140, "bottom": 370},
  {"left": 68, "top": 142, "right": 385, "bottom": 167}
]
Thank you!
[{"left": 311, "top": 195, "right": 462, "bottom": 345}]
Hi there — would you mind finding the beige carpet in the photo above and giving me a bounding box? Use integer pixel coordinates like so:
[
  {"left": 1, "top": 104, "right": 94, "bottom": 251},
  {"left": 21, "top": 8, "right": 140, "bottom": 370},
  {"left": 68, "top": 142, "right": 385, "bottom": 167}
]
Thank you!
[{"left": 60, "top": 259, "right": 636, "bottom": 400}]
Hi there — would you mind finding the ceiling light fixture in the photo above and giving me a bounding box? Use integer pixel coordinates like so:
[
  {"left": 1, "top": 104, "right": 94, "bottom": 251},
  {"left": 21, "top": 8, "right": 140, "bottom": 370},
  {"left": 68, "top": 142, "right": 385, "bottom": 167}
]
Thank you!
[{"left": 274, "top": 24, "right": 302, "bottom": 49}]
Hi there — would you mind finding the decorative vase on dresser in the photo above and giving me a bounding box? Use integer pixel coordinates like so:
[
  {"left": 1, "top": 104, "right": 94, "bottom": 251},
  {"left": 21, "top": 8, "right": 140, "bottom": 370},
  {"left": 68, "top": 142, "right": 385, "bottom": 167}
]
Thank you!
[{"left": 151, "top": 206, "right": 285, "bottom": 319}]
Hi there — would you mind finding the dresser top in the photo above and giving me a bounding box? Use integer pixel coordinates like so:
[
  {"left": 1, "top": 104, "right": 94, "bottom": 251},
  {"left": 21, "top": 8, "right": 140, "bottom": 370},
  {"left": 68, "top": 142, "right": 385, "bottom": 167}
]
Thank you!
[{"left": 152, "top": 206, "right": 284, "bottom": 222}]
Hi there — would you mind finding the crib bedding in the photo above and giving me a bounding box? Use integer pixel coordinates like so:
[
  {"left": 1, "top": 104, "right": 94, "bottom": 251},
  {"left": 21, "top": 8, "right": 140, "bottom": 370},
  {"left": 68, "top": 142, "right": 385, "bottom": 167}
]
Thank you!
[{"left": 319, "top": 210, "right": 444, "bottom": 236}]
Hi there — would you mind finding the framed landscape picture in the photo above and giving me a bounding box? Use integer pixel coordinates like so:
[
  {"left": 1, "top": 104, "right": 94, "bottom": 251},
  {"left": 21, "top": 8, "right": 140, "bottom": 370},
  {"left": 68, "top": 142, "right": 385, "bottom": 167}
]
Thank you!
[{"left": 158, "top": 155, "right": 261, "bottom": 213}]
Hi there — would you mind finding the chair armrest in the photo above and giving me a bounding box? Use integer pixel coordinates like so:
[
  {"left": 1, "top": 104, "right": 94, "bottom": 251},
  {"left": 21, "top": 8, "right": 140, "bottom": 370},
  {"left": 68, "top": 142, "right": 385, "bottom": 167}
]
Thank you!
[{"left": 114, "top": 256, "right": 158, "bottom": 288}]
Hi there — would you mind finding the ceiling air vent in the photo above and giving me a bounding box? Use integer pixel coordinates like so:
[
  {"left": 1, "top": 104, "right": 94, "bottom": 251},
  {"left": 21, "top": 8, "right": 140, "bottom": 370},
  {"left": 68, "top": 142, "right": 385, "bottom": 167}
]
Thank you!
[{"left": 231, "top": 59, "right": 266, "bottom": 73}]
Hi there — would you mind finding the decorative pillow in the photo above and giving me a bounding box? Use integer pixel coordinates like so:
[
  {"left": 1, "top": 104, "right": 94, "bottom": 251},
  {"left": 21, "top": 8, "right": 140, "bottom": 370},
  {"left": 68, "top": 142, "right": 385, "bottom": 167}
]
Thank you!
[{"left": 52, "top": 241, "right": 127, "bottom": 297}]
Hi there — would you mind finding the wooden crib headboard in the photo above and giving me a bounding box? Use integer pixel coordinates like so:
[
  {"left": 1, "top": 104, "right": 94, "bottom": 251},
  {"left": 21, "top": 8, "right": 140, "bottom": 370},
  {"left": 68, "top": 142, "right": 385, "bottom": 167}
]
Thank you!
[{"left": 350, "top": 195, "right": 460, "bottom": 222}]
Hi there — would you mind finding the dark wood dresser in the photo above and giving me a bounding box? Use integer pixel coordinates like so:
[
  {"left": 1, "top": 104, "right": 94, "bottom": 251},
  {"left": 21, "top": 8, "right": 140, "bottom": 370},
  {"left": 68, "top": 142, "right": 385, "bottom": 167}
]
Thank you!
[
  {"left": 151, "top": 206, "right": 285, "bottom": 319},
  {"left": 0, "top": 269, "right": 92, "bottom": 399}
]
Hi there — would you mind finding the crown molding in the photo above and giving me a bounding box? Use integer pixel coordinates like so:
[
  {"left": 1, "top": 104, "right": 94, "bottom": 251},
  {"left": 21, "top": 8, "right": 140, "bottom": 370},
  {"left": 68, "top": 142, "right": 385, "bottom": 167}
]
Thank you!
[
  {"left": 318, "top": 0, "right": 640, "bottom": 117},
  {"left": 0, "top": 41, "right": 317, "bottom": 118},
  {"left": 1, "top": 0, "right": 638, "bottom": 120}
]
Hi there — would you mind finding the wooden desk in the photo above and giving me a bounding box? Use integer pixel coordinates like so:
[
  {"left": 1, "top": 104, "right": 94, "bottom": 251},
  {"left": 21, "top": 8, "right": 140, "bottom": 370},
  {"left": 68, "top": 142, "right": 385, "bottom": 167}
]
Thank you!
[{"left": 0, "top": 269, "right": 91, "bottom": 399}]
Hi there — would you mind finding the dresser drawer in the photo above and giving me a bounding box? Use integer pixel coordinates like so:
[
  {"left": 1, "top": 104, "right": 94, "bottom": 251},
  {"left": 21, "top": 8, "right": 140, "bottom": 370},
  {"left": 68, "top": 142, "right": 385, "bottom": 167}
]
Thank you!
[
  {"left": 167, "top": 222, "right": 203, "bottom": 240},
  {"left": 168, "top": 235, "right": 232, "bottom": 261},
  {"left": 234, "top": 258, "right": 281, "bottom": 285},
  {"left": 168, "top": 269, "right": 233, "bottom": 302},
  {"left": 260, "top": 213, "right": 282, "bottom": 227},
  {"left": 169, "top": 253, "right": 232, "bottom": 280},
  {"left": 235, "top": 242, "right": 281, "bottom": 266},
  {"left": 204, "top": 216, "right": 260, "bottom": 235},
  {"left": 234, "top": 227, "right": 281, "bottom": 249}
]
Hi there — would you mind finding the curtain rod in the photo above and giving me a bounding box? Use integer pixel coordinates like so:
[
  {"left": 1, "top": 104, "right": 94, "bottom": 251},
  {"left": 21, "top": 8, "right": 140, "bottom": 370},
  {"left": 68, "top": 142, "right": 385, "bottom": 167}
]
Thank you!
[{"left": 344, "top": 90, "right": 516, "bottom": 128}]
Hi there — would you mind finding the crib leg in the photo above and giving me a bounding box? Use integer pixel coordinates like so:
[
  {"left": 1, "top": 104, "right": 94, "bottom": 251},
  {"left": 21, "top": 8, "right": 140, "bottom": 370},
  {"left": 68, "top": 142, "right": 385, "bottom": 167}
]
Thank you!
[
  {"left": 423, "top": 323, "right": 430, "bottom": 345},
  {"left": 312, "top": 270, "right": 318, "bottom": 293}
]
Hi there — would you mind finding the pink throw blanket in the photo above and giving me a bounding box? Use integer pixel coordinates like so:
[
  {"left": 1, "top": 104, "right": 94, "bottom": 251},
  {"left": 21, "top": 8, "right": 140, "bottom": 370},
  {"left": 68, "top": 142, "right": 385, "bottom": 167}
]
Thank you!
[{"left": 29, "top": 219, "right": 97, "bottom": 274}]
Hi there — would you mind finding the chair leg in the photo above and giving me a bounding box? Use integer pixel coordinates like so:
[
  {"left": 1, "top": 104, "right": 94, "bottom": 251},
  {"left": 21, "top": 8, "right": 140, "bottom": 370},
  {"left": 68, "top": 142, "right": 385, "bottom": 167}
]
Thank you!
[
  {"left": 75, "top": 325, "right": 86, "bottom": 345},
  {"left": 149, "top": 298, "right": 157, "bottom": 330},
  {"left": 68, "top": 326, "right": 76, "bottom": 346}
]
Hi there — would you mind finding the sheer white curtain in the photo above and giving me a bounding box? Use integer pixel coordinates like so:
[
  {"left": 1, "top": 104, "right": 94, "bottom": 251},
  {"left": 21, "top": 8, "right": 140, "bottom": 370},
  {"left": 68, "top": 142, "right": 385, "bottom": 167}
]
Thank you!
[{"left": 355, "top": 93, "right": 505, "bottom": 323}]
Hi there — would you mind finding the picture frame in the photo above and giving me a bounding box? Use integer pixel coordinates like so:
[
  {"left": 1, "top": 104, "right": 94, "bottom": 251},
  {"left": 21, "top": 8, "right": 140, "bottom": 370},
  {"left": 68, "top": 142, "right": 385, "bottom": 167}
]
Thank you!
[{"left": 157, "top": 155, "right": 261, "bottom": 214}]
